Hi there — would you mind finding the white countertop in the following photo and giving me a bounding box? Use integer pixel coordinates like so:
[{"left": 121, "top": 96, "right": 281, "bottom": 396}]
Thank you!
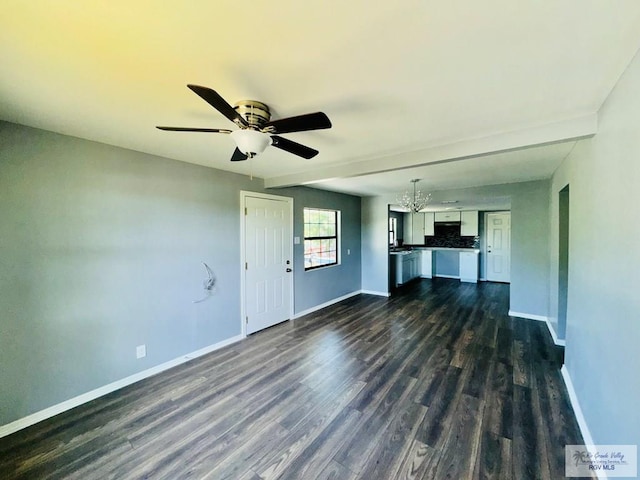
[
  {"left": 424, "top": 247, "right": 480, "bottom": 253},
  {"left": 390, "top": 247, "right": 480, "bottom": 254}
]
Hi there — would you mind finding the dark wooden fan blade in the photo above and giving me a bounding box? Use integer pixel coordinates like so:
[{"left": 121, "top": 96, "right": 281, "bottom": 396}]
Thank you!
[
  {"left": 230, "top": 148, "right": 249, "bottom": 162},
  {"left": 156, "top": 126, "right": 232, "bottom": 133},
  {"left": 264, "top": 112, "right": 331, "bottom": 134},
  {"left": 271, "top": 136, "right": 318, "bottom": 159},
  {"left": 187, "top": 85, "right": 248, "bottom": 127}
]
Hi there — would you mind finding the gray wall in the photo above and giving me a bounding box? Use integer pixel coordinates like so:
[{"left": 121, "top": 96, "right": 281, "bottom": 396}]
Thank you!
[
  {"left": 509, "top": 180, "right": 550, "bottom": 317},
  {"left": 433, "top": 250, "right": 459, "bottom": 277},
  {"left": 361, "top": 196, "right": 392, "bottom": 295},
  {"left": 0, "top": 121, "right": 361, "bottom": 426},
  {"left": 549, "top": 47, "right": 640, "bottom": 446},
  {"left": 270, "top": 186, "right": 361, "bottom": 313},
  {"left": 362, "top": 182, "right": 550, "bottom": 317}
]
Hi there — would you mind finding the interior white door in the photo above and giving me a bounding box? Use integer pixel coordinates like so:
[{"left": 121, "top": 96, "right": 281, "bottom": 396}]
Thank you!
[
  {"left": 486, "top": 212, "right": 511, "bottom": 283},
  {"left": 244, "top": 195, "right": 292, "bottom": 335}
]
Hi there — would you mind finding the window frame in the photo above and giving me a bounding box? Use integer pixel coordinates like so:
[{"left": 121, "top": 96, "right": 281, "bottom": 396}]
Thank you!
[
  {"left": 389, "top": 216, "right": 397, "bottom": 246},
  {"left": 303, "top": 207, "right": 340, "bottom": 271}
]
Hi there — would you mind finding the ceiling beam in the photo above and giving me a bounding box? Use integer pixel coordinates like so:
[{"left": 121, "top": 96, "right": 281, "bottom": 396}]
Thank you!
[{"left": 264, "top": 113, "right": 597, "bottom": 188}]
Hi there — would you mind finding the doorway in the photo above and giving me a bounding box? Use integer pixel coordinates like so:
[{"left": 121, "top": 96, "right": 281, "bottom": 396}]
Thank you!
[
  {"left": 241, "top": 191, "right": 293, "bottom": 335},
  {"left": 486, "top": 212, "right": 511, "bottom": 283},
  {"left": 558, "top": 185, "right": 569, "bottom": 339}
]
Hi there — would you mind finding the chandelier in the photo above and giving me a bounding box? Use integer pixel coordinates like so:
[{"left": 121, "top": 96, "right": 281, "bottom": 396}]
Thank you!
[{"left": 396, "top": 179, "right": 431, "bottom": 213}]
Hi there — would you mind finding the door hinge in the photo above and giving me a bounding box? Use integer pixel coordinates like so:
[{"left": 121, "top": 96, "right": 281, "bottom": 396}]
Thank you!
[
  {"left": 245, "top": 262, "right": 248, "bottom": 270},
  {"left": 245, "top": 316, "right": 248, "bottom": 324},
  {"left": 244, "top": 207, "right": 247, "bottom": 215}
]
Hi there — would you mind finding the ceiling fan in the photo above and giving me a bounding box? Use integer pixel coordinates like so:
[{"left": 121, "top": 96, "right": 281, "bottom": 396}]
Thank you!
[{"left": 157, "top": 84, "right": 332, "bottom": 161}]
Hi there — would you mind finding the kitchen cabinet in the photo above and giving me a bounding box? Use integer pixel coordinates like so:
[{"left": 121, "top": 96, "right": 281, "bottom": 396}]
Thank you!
[
  {"left": 420, "top": 250, "right": 433, "bottom": 278},
  {"left": 402, "top": 252, "right": 420, "bottom": 284},
  {"left": 403, "top": 212, "right": 426, "bottom": 245},
  {"left": 403, "top": 214, "right": 411, "bottom": 243},
  {"left": 461, "top": 210, "right": 479, "bottom": 236},
  {"left": 459, "top": 251, "right": 479, "bottom": 283},
  {"left": 424, "top": 212, "right": 435, "bottom": 236},
  {"left": 391, "top": 251, "right": 421, "bottom": 286},
  {"left": 435, "top": 211, "right": 461, "bottom": 222},
  {"left": 392, "top": 248, "right": 478, "bottom": 287},
  {"left": 412, "top": 213, "right": 425, "bottom": 245}
]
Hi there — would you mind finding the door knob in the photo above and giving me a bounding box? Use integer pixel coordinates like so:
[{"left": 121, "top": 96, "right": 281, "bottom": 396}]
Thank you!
[{"left": 286, "top": 268, "right": 292, "bottom": 272}]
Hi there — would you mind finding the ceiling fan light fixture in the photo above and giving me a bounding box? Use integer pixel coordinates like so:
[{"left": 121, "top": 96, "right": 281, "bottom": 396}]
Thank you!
[{"left": 230, "top": 129, "right": 271, "bottom": 157}]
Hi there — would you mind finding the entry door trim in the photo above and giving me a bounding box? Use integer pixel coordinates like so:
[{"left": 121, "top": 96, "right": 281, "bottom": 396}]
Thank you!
[{"left": 240, "top": 191, "right": 294, "bottom": 337}]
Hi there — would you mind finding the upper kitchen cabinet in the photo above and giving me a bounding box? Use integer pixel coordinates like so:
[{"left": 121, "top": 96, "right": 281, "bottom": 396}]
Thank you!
[
  {"left": 461, "top": 211, "right": 479, "bottom": 236},
  {"left": 424, "top": 212, "right": 434, "bottom": 236},
  {"left": 434, "top": 211, "right": 461, "bottom": 222},
  {"left": 403, "top": 212, "right": 426, "bottom": 245},
  {"left": 412, "top": 212, "right": 426, "bottom": 245}
]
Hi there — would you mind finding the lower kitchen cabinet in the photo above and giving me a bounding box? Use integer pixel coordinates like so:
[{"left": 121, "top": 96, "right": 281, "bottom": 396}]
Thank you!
[
  {"left": 420, "top": 249, "right": 432, "bottom": 278},
  {"left": 392, "top": 251, "right": 421, "bottom": 286},
  {"left": 401, "top": 252, "right": 420, "bottom": 284},
  {"left": 459, "top": 251, "right": 479, "bottom": 283},
  {"left": 392, "top": 249, "right": 477, "bottom": 287}
]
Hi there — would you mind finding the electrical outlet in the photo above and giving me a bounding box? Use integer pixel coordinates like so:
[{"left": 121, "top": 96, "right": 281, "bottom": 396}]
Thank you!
[
  {"left": 136, "top": 344, "right": 146, "bottom": 359},
  {"left": 347, "top": 249, "right": 351, "bottom": 255}
]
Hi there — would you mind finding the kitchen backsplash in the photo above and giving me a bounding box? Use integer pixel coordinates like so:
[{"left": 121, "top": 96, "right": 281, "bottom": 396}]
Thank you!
[{"left": 425, "top": 224, "right": 478, "bottom": 248}]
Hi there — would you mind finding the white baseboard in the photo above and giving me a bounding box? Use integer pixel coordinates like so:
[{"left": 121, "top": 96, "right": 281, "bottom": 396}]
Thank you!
[
  {"left": 560, "top": 366, "right": 595, "bottom": 445},
  {"left": 508, "top": 310, "right": 548, "bottom": 322},
  {"left": 293, "top": 289, "right": 393, "bottom": 319},
  {"left": 545, "top": 320, "right": 565, "bottom": 347},
  {"left": 420, "top": 274, "right": 432, "bottom": 279},
  {"left": 360, "top": 289, "right": 391, "bottom": 297},
  {"left": 293, "top": 290, "right": 361, "bottom": 319},
  {"left": 434, "top": 274, "right": 460, "bottom": 279},
  {"left": 560, "top": 366, "right": 606, "bottom": 478},
  {"left": 0, "top": 334, "right": 244, "bottom": 439},
  {"left": 508, "top": 311, "right": 566, "bottom": 346}
]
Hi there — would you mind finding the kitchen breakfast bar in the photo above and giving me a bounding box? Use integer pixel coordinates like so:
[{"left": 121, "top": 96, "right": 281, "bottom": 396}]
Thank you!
[{"left": 389, "top": 247, "right": 480, "bottom": 287}]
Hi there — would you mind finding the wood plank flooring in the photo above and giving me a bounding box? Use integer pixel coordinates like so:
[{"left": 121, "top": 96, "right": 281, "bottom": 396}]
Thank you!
[{"left": 0, "top": 278, "right": 592, "bottom": 479}]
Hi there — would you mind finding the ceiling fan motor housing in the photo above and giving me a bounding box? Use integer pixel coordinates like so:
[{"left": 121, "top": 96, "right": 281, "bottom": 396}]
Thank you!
[{"left": 233, "top": 100, "right": 271, "bottom": 129}]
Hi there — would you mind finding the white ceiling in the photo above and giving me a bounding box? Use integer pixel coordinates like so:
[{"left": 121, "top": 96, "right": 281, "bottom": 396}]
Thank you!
[{"left": 2, "top": 1, "right": 640, "bottom": 208}]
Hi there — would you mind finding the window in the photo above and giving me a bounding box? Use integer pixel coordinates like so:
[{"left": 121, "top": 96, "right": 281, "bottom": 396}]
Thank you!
[
  {"left": 389, "top": 217, "right": 397, "bottom": 246},
  {"left": 304, "top": 208, "right": 339, "bottom": 270}
]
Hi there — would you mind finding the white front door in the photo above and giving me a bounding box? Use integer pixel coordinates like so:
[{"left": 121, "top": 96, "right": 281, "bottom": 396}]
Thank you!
[
  {"left": 243, "top": 193, "right": 293, "bottom": 335},
  {"left": 486, "top": 212, "right": 511, "bottom": 283}
]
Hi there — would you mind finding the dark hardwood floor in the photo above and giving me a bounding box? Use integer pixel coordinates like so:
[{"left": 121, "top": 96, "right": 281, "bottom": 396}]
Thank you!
[{"left": 0, "top": 278, "right": 591, "bottom": 479}]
